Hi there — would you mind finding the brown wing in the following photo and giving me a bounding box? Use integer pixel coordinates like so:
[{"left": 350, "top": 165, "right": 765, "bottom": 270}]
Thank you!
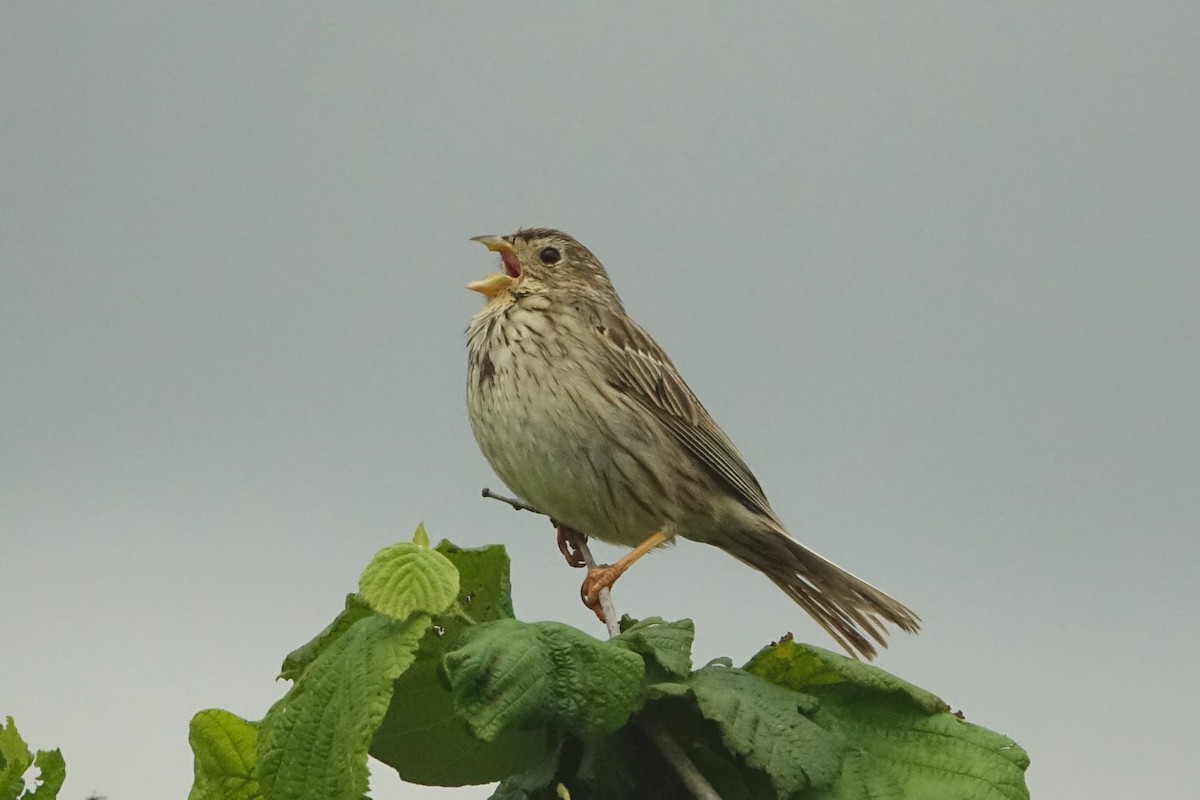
[{"left": 592, "top": 305, "right": 776, "bottom": 520}]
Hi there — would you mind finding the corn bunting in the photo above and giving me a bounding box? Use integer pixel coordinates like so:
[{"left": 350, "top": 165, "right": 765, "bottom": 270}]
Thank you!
[{"left": 465, "top": 228, "right": 918, "bottom": 659}]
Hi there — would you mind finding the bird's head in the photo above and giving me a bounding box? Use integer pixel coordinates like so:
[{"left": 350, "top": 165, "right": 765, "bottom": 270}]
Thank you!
[{"left": 468, "top": 228, "right": 618, "bottom": 303}]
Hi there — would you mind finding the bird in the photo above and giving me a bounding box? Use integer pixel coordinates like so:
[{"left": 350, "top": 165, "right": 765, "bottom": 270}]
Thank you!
[{"left": 464, "top": 228, "right": 919, "bottom": 659}]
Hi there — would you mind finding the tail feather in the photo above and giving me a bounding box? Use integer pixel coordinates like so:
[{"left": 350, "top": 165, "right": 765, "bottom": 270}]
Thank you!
[{"left": 728, "top": 524, "right": 920, "bottom": 660}]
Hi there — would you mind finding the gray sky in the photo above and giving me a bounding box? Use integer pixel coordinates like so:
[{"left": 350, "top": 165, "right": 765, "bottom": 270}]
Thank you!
[{"left": 3, "top": 3, "right": 1197, "bottom": 798}]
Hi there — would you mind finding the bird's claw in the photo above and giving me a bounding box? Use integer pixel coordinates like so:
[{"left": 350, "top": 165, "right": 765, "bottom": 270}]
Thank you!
[
  {"left": 556, "top": 525, "right": 588, "bottom": 568},
  {"left": 580, "top": 565, "right": 621, "bottom": 622}
]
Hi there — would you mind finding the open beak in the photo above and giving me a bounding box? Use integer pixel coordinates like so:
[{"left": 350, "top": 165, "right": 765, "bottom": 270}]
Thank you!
[{"left": 468, "top": 235, "right": 520, "bottom": 300}]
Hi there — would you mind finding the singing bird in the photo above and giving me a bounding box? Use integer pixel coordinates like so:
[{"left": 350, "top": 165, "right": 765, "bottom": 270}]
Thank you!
[{"left": 465, "top": 228, "right": 918, "bottom": 659}]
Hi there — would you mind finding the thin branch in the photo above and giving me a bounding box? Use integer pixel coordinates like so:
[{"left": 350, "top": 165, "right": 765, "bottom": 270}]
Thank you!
[
  {"left": 638, "top": 715, "right": 722, "bottom": 800},
  {"left": 481, "top": 487, "right": 544, "bottom": 515}
]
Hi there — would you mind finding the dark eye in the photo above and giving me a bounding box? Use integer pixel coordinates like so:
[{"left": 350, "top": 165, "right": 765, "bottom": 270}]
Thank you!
[{"left": 538, "top": 246, "right": 561, "bottom": 265}]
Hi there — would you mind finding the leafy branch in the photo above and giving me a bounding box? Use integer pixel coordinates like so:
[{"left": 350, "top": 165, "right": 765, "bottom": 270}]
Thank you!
[{"left": 187, "top": 522, "right": 1030, "bottom": 800}]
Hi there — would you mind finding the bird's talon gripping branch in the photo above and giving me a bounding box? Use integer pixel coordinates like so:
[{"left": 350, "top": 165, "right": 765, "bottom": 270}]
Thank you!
[
  {"left": 556, "top": 525, "right": 588, "bottom": 568},
  {"left": 577, "top": 529, "right": 671, "bottom": 619},
  {"left": 581, "top": 565, "right": 624, "bottom": 621}
]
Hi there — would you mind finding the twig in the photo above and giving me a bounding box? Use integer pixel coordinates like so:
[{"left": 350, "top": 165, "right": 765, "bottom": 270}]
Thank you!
[
  {"left": 478, "top": 486, "right": 719, "bottom": 799},
  {"left": 481, "top": 487, "right": 543, "bottom": 514},
  {"left": 639, "top": 716, "right": 721, "bottom": 800}
]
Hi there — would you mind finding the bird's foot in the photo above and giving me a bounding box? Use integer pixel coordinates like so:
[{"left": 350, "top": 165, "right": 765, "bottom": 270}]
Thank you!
[
  {"left": 556, "top": 525, "right": 589, "bottom": 568},
  {"left": 580, "top": 564, "right": 624, "bottom": 622}
]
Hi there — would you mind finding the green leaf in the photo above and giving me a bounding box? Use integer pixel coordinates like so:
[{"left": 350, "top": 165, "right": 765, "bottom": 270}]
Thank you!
[
  {"left": 370, "top": 542, "right": 550, "bottom": 786},
  {"left": 359, "top": 541, "right": 459, "bottom": 620},
  {"left": 0, "top": 717, "right": 34, "bottom": 800},
  {"left": 443, "top": 619, "right": 644, "bottom": 742},
  {"left": 486, "top": 746, "right": 562, "bottom": 800},
  {"left": 816, "top": 749, "right": 903, "bottom": 800},
  {"left": 0, "top": 718, "right": 65, "bottom": 800},
  {"left": 187, "top": 710, "right": 260, "bottom": 800},
  {"left": 412, "top": 521, "right": 431, "bottom": 548},
  {"left": 822, "top": 694, "right": 1028, "bottom": 800},
  {"left": 24, "top": 749, "right": 65, "bottom": 800},
  {"left": 690, "top": 665, "right": 839, "bottom": 796},
  {"left": 746, "top": 641, "right": 1030, "bottom": 800},
  {"left": 747, "top": 639, "right": 947, "bottom": 714},
  {"left": 611, "top": 617, "right": 694, "bottom": 679},
  {"left": 643, "top": 682, "right": 691, "bottom": 700},
  {"left": 258, "top": 614, "right": 427, "bottom": 800},
  {"left": 434, "top": 539, "right": 515, "bottom": 621},
  {"left": 370, "top": 629, "right": 553, "bottom": 786},
  {"left": 279, "top": 594, "right": 375, "bottom": 681}
]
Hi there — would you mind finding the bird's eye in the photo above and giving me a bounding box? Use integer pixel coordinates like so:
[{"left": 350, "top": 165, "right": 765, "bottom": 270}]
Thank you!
[{"left": 538, "top": 246, "right": 562, "bottom": 265}]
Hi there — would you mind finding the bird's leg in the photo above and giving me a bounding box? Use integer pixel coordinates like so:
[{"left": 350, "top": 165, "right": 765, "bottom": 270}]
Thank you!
[
  {"left": 581, "top": 531, "right": 672, "bottom": 620},
  {"left": 556, "top": 524, "right": 589, "bottom": 568}
]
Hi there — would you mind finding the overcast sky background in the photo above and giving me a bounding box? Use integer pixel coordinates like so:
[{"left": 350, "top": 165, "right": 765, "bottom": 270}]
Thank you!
[{"left": 3, "top": 4, "right": 1197, "bottom": 799}]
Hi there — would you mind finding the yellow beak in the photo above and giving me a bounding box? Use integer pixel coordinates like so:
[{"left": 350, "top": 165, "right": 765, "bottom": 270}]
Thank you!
[
  {"left": 465, "top": 272, "right": 514, "bottom": 299},
  {"left": 470, "top": 234, "right": 514, "bottom": 254},
  {"left": 467, "top": 235, "right": 517, "bottom": 300}
]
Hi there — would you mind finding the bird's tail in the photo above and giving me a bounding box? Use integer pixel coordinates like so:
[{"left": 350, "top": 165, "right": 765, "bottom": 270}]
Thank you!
[{"left": 727, "top": 523, "right": 920, "bottom": 660}]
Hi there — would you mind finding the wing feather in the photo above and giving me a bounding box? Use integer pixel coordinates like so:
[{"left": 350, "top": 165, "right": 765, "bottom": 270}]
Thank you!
[{"left": 592, "top": 306, "right": 775, "bottom": 519}]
